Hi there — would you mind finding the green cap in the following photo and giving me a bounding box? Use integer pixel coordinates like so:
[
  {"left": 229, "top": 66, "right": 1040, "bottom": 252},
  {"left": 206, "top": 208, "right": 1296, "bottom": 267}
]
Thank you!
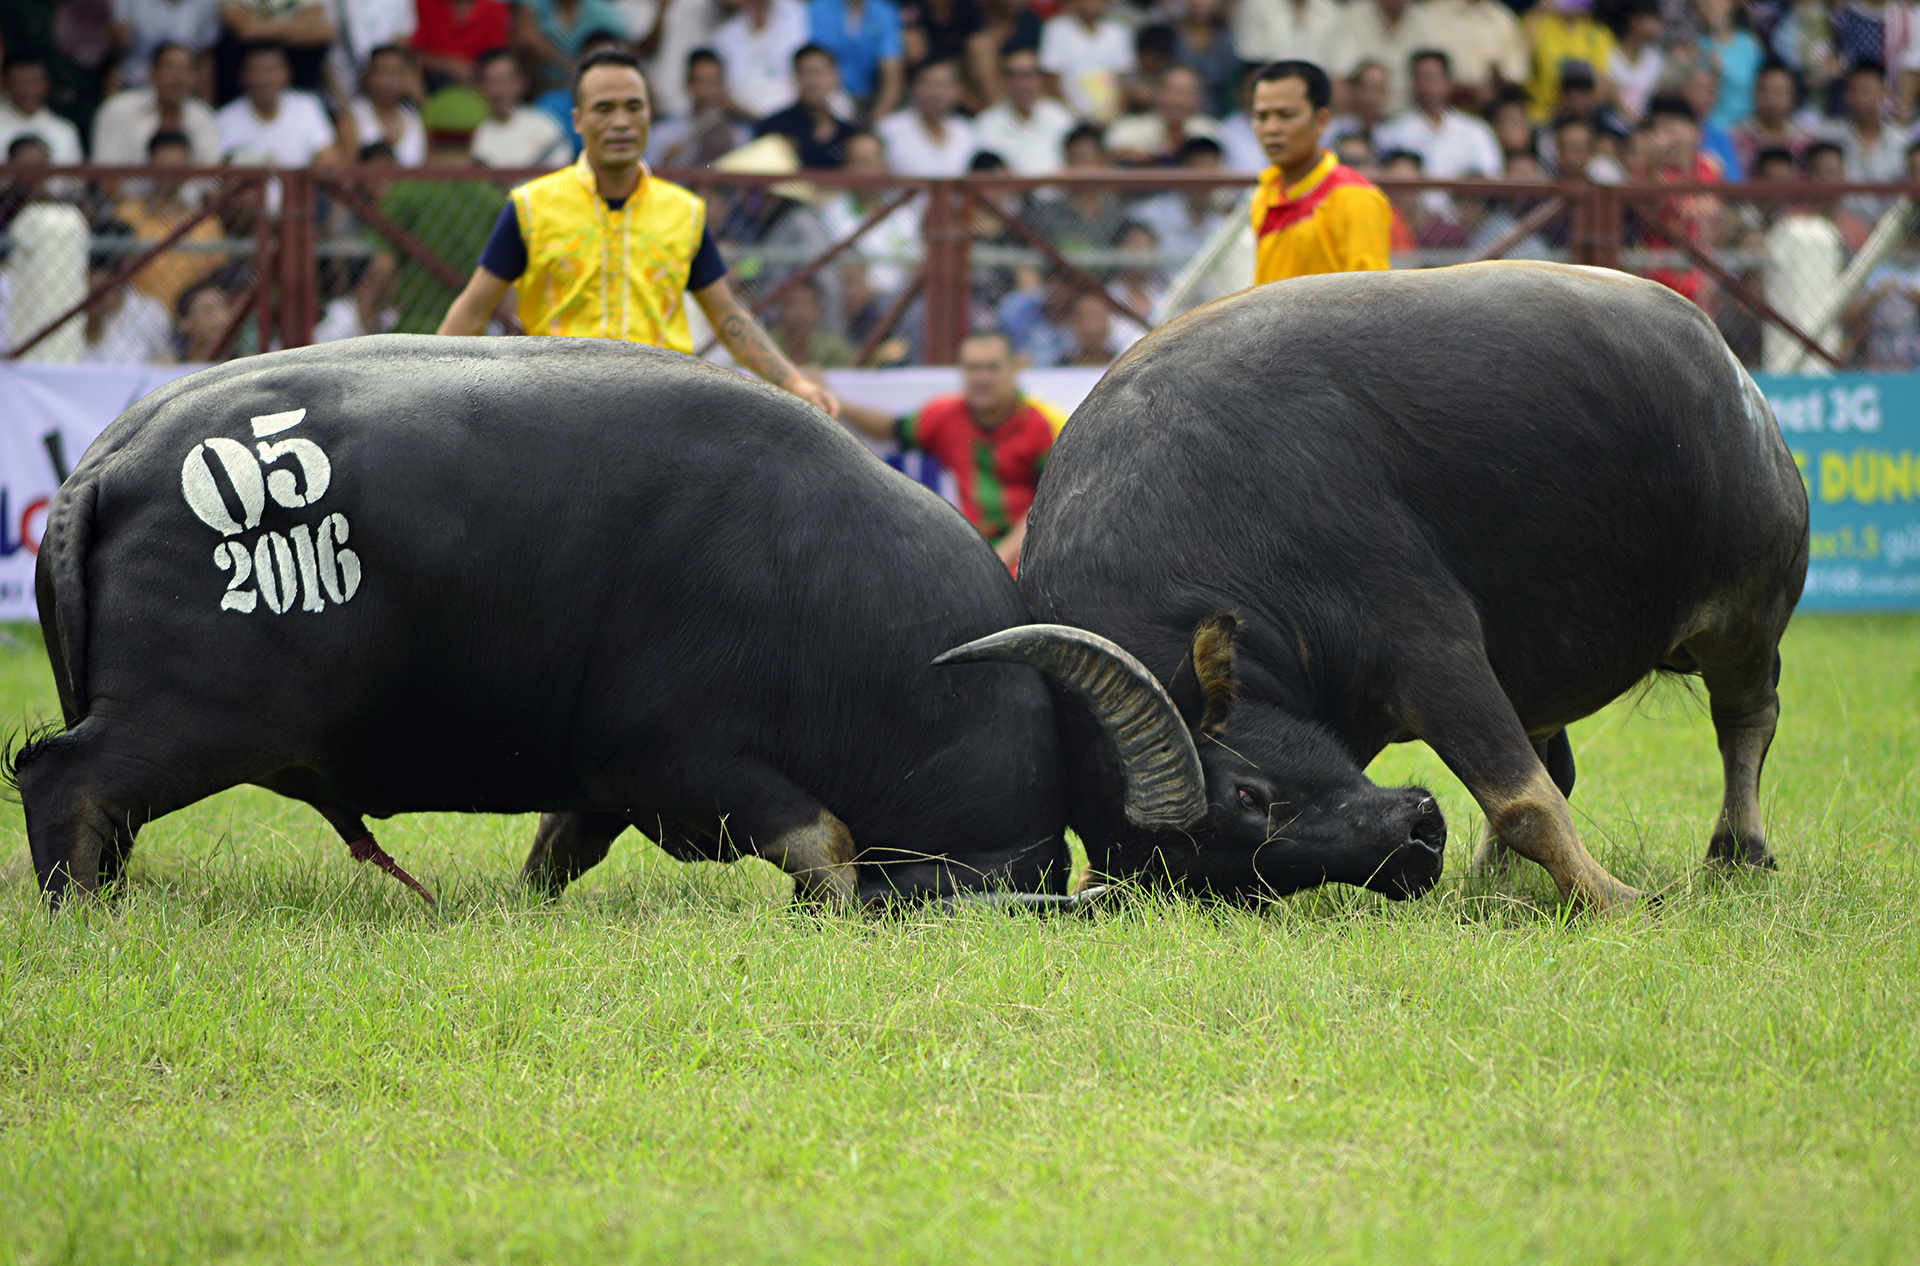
[{"left": 421, "top": 86, "right": 490, "bottom": 136}]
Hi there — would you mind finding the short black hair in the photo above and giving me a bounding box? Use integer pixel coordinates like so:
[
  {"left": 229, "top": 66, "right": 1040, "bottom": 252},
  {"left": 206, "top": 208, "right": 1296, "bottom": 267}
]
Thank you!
[
  {"left": 1647, "top": 94, "right": 1695, "bottom": 123},
  {"left": 1178, "top": 134, "right": 1223, "bottom": 163},
  {"left": 1063, "top": 122, "right": 1106, "bottom": 151},
  {"left": 1251, "top": 60, "right": 1331, "bottom": 110},
  {"left": 686, "top": 47, "right": 723, "bottom": 78},
  {"left": 1409, "top": 47, "right": 1450, "bottom": 76},
  {"left": 358, "top": 139, "right": 397, "bottom": 161},
  {"left": 240, "top": 41, "right": 289, "bottom": 66},
  {"left": 6, "top": 133, "right": 47, "bottom": 160},
  {"left": 1805, "top": 139, "right": 1844, "bottom": 164},
  {"left": 147, "top": 128, "right": 192, "bottom": 155},
  {"left": 1135, "top": 23, "right": 1177, "bottom": 61},
  {"left": 969, "top": 148, "right": 1007, "bottom": 172},
  {"left": 572, "top": 46, "right": 645, "bottom": 104},
  {"left": 960, "top": 328, "right": 1017, "bottom": 356},
  {"left": 476, "top": 47, "right": 519, "bottom": 76},
  {"left": 793, "top": 42, "right": 836, "bottom": 70},
  {"left": 1847, "top": 58, "right": 1887, "bottom": 82},
  {"left": 909, "top": 56, "right": 958, "bottom": 86},
  {"left": 150, "top": 40, "right": 190, "bottom": 70},
  {"left": 1753, "top": 145, "right": 1797, "bottom": 171},
  {"left": 1379, "top": 148, "right": 1422, "bottom": 169}
]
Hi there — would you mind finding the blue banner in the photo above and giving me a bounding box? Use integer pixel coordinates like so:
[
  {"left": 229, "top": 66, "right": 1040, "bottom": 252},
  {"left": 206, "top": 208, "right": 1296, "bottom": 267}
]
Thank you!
[{"left": 1756, "top": 373, "right": 1920, "bottom": 611}]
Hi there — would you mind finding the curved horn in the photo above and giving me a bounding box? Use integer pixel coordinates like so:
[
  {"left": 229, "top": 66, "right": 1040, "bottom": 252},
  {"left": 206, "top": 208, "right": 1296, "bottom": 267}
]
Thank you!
[{"left": 935, "top": 624, "right": 1207, "bottom": 830}]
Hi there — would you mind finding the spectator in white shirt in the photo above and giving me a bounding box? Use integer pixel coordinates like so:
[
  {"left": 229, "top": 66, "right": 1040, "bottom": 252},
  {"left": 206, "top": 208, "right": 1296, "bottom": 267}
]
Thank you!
[
  {"left": 648, "top": 0, "right": 729, "bottom": 119},
  {"left": 471, "top": 49, "right": 571, "bottom": 167},
  {"left": 215, "top": 42, "right": 340, "bottom": 166},
  {"left": 647, "top": 47, "right": 753, "bottom": 166},
  {"left": 712, "top": 0, "right": 812, "bottom": 118},
  {"left": 1606, "top": 0, "right": 1665, "bottom": 123},
  {"left": 110, "top": 0, "right": 222, "bottom": 89},
  {"left": 1340, "top": 0, "right": 1442, "bottom": 115},
  {"left": 92, "top": 42, "right": 225, "bottom": 165},
  {"left": 875, "top": 57, "right": 975, "bottom": 174},
  {"left": 1323, "top": 59, "right": 1390, "bottom": 150},
  {"left": 1105, "top": 64, "right": 1223, "bottom": 164},
  {"left": 1420, "top": 0, "right": 1526, "bottom": 106},
  {"left": 84, "top": 231, "right": 176, "bottom": 365},
  {"left": 1038, "top": 0, "right": 1134, "bottom": 124},
  {"left": 1129, "top": 134, "right": 1230, "bottom": 257},
  {"left": 972, "top": 46, "right": 1075, "bottom": 173},
  {"left": 1232, "top": 0, "right": 1350, "bottom": 90},
  {"left": 0, "top": 59, "right": 84, "bottom": 164},
  {"left": 1373, "top": 49, "right": 1502, "bottom": 177},
  {"left": 343, "top": 45, "right": 426, "bottom": 166}
]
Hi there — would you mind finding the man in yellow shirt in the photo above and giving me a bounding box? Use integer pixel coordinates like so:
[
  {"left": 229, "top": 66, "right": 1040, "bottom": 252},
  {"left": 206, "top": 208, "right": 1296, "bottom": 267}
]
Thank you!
[
  {"left": 1522, "top": 0, "right": 1616, "bottom": 122},
  {"left": 438, "top": 48, "right": 838, "bottom": 417},
  {"left": 1248, "top": 60, "right": 1394, "bottom": 286}
]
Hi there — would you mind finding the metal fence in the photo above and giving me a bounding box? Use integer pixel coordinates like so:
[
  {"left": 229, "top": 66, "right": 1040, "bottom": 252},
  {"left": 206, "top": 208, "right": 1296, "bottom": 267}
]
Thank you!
[{"left": 8, "top": 163, "right": 1920, "bottom": 372}]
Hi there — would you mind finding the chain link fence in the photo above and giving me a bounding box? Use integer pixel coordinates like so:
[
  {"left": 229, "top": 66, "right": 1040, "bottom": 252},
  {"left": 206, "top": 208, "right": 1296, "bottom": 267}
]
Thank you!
[{"left": 6, "top": 164, "right": 1920, "bottom": 373}]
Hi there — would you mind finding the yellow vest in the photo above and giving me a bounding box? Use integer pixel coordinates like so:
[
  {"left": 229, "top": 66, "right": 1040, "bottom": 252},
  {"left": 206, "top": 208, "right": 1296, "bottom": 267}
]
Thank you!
[{"left": 511, "top": 156, "right": 707, "bottom": 350}]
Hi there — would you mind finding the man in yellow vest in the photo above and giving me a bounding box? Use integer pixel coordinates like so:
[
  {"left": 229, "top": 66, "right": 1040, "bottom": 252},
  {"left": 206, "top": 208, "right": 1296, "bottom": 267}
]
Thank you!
[
  {"left": 438, "top": 48, "right": 839, "bottom": 418},
  {"left": 1247, "top": 60, "right": 1394, "bottom": 286}
]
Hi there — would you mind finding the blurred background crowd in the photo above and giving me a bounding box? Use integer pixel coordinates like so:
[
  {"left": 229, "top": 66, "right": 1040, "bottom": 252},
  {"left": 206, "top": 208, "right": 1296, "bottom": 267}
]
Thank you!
[{"left": 3, "top": 0, "right": 1920, "bottom": 369}]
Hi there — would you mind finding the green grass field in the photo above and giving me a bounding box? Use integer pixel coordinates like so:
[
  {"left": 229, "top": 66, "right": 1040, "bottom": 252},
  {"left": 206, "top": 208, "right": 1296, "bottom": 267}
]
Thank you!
[{"left": 1, "top": 615, "right": 1916, "bottom": 1264}]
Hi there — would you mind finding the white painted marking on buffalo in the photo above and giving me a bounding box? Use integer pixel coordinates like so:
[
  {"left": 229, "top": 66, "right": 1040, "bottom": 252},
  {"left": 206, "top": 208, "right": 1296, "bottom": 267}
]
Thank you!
[{"left": 250, "top": 408, "right": 307, "bottom": 438}]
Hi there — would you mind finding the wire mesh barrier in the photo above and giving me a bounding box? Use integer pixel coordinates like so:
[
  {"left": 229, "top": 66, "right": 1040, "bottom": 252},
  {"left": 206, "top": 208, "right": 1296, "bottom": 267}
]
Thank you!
[{"left": 7, "top": 164, "right": 1920, "bottom": 372}]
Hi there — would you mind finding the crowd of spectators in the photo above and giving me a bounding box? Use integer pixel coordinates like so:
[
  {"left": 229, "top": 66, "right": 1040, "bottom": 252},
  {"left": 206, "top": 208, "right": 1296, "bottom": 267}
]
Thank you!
[{"left": 5, "top": 0, "right": 1920, "bottom": 365}]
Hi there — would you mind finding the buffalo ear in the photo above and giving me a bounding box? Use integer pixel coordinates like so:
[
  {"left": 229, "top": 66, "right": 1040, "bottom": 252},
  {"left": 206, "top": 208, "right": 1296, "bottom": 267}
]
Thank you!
[{"left": 1189, "top": 613, "right": 1239, "bottom": 736}]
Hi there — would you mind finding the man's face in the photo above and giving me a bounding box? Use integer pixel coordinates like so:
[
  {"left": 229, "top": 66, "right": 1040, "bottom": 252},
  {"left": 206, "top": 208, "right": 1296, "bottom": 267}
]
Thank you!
[
  {"left": 1070, "top": 0, "right": 1106, "bottom": 23},
  {"left": 365, "top": 51, "right": 409, "bottom": 105},
  {"left": 845, "top": 133, "right": 886, "bottom": 174},
  {"left": 5, "top": 63, "right": 46, "bottom": 114},
  {"left": 1556, "top": 122, "right": 1594, "bottom": 172},
  {"left": 1412, "top": 56, "right": 1450, "bottom": 114},
  {"left": 1845, "top": 71, "right": 1883, "bottom": 126},
  {"left": 1754, "top": 68, "right": 1793, "bottom": 124},
  {"left": 574, "top": 66, "right": 651, "bottom": 168},
  {"left": 1682, "top": 68, "right": 1717, "bottom": 121},
  {"left": 1809, "top": 149, "right": 1844, "bottom": 182},
  {"left": 480, "top": 56, "right": 525, "bottom": 116},
  {"left": 148, "top": 140, "right": 191, "bottom": 190},
  {"left": 181, "top": 288, "right": 229, "bottom": 342},
  {"left": 796, "top": 51, "right": 838, "bottom": 107},
  {"left": 1070, "top": 294, "right": 1109, "bottom": 351},
  {"left": 1159, "top": 68, "right": 1200, "bottom": 127},
  {"left": 1757, "top": 154, "right": 1797, "bottom": 182},
  {"left": 1492, "top": 103, "right": 1532, "bottom": 154},
  {"left": 913, "top": 62, "right": 958, "bottom": 119},
  {"left": 1653, "top": 113, "right": 1698, "bottom": 165},
  {"left": 961, "top": 336, "right": 1019, "bottom": 417},
  {"left": 242, "top": 50, "right": 290, "bottom": 107},
  {"left": 688, "top": 59, "right": 725, "bottom": 109},
  {"left": 153, "top": 48, "right": 195, "bottom": 106},
  {"left": 1252, "top": 76, "right": 1327, "bottom": 171},
  {"left": 1065, "top": 134, "right": 1105, "bottom": 168},
  {"left": 1352, "top": 66, "right": 1387, "bottom": 122},
  {"left": 1004, "top": 51, "right": 1041, "bottom": 109}
]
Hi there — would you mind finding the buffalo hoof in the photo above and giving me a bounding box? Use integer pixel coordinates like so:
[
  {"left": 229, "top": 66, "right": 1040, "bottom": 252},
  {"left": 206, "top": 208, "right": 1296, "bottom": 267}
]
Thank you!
[{"left": 1706, "top": 831, "right": 1777, "bottom": 870}]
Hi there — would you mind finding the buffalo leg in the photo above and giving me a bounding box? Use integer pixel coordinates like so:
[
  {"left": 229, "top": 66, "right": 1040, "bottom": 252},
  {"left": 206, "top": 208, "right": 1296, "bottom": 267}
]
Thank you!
[
  {"left": 522, "top": 811, "right": 630, "bottom": 896},
  {"left": 703, "top": 763, "right": 857, "bottom": 909},
  {"left": 1689, "top": 637, "right": 1782, "bottom": 870},
  {"left": 1401, "top": 654, "right": 1641, "bottom": 912},
  {"left": 1471, "top": 729, "right": 1575, "bottom": 879}
]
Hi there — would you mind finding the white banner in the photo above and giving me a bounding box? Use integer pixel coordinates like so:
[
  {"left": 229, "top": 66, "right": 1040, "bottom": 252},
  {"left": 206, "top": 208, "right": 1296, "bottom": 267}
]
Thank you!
[{"left": 0, "top": 360, "right": 1109, "bottom": 621}]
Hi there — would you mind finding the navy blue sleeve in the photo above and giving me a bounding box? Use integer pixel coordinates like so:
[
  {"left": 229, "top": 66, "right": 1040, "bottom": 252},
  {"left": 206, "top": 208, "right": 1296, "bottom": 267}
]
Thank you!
[
  {"left": 478, "top": 204, "right": 527, "bottom": 280},
  {"left": 687, "top": 226, "right": 727, "bottom": 291}
]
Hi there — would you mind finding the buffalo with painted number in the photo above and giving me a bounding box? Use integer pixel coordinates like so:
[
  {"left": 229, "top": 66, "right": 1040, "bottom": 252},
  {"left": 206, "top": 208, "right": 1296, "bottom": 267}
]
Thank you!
[
  {"left": 15, "top": 336, "right": 1072, "bottom": 909},
  {"left": 938, "top": 262, "right": 1810, "bottom": 912}
]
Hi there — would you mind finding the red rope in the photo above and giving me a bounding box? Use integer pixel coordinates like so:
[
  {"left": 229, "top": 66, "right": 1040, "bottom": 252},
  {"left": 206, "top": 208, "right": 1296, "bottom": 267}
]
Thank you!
[{"left": 346, "top": 835, "right": 437, "bottom": 907}]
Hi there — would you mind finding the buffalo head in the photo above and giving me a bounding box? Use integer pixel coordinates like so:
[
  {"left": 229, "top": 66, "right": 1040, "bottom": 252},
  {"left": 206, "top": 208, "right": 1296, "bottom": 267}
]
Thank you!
[{"left": 936, "top": 615, "right": 1445, "bottom": 901}]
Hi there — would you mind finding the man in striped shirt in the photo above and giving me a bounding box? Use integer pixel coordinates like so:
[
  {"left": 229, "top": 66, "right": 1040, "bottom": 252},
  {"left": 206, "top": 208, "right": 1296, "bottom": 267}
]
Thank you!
[{"left": 839, "top": 331, "right": 1064, "bottom": 571}]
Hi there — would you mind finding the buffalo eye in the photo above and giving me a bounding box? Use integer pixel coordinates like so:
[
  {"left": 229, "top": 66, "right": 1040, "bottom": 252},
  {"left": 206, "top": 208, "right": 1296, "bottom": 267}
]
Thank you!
[{"left": 1236, "top": 787, "right": 1262, "bottom": 812}]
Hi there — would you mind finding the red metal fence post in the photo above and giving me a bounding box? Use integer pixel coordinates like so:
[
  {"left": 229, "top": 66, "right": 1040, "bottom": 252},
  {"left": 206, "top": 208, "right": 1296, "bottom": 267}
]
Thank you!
[
  {"left": 921, "top": 180, "right": 969, "bottom": 364},
  {"left": 279, "top": 167, "right": 316, "bottom": 347}
]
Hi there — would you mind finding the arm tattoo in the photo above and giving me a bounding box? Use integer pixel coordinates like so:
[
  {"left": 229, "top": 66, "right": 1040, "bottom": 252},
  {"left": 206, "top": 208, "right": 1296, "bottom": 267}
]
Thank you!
[{"left": 717, "top": 309, "right": 801, "bottom": 387}]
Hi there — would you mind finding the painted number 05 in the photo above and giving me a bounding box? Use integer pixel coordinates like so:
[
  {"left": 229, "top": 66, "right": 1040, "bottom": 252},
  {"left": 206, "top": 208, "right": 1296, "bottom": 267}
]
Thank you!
[{"left": 213, "top": 514, "right": 361, "bottom": 614}]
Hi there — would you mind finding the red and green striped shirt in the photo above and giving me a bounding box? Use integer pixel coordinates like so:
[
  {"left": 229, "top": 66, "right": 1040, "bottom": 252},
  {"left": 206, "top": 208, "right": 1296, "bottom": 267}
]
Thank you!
[{"left": 896, "top": 395, "right": 1063, "bottom": 542}]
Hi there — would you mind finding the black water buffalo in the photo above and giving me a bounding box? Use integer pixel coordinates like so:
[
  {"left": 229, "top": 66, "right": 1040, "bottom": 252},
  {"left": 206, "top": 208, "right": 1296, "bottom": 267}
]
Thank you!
[
  {"left": 941, "top": 262, "right": 1809, "bottom": 912},
  {"left": 16, "top": 336, "right": 1072, "bottom": 908}
]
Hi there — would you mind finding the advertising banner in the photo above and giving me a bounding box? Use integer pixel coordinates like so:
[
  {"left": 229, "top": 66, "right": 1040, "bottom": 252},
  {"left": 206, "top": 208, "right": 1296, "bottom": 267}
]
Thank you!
[
  {"left": 0, "top": 361, "right": 1908, "bottom": 621},
  {"left": 1754, "top": 372, "right": 1920, "bottom": 611}
]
